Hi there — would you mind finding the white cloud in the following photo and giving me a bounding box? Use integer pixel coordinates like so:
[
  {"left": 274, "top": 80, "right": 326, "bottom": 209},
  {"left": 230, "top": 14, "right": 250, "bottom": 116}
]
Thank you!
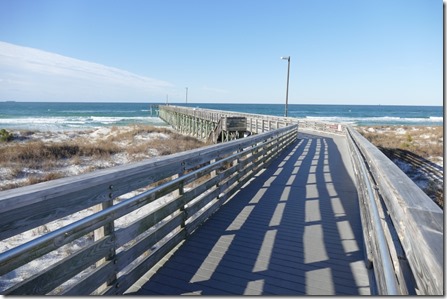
[{"left": 0, "top": 41, "right": 174, "bottom": 101}]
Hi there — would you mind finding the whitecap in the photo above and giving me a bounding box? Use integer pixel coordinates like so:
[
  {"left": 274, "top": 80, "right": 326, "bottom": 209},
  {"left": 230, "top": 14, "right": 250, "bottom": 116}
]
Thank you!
[{"left": 304, "top": 116, "right": 443, "bottom": 125}]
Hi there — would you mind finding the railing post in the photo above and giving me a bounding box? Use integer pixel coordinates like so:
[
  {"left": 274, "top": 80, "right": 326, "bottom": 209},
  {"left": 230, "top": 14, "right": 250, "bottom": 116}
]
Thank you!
[
  {"left": 173, "top": 163, "right": 185, "bottom": 198},
  {"left": 276, "top": 131, "right": 281, "bottom": 154},
  {"left": 93, "top": 185, "right": 117, "bottom": 293}
]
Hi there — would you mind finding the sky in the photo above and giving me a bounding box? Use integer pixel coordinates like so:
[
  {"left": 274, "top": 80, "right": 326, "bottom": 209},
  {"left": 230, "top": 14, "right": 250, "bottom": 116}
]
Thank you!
[{"left": 0, "top": 0, "right": 443, "bottom": 105}]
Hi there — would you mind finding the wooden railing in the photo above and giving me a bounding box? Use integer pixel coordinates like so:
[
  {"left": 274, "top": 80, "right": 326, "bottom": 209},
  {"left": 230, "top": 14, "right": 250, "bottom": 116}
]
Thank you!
[
  {"left": 346, "top": 126, "right": 443, "bottom": 295},
  {"left": 160, "top": 105, "right": 345, "bottom": 136},
  {"left": 159, "top": 105, "right": 299, "bottom": 140},
  {"left": 0, "top": 125, "right": 298, "bottom": 295}
]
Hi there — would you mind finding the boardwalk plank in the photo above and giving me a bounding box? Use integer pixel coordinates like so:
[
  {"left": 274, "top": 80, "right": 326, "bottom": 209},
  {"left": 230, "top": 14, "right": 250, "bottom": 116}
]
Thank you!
[
  {"left": 168, "top": 244, "right": 367, "bottom": 291},
  {"left": 174, "top": 248, "right": 360, "bottom": 292},
  {"left": 139, "top": 272, "right": 232, "bottom": 295},
  {"left": 135, "top": 132, "right": 371, "bottom": 295},
  {"left": 185, "top": 232, "right": 363, "bottom": 264},
  {"left": 148, "top": 260, "right": 277, "bottom": 295}
]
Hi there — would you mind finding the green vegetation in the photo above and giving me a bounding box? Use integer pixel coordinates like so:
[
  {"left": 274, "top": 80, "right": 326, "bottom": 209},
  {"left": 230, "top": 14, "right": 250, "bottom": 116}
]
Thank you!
[{"left": 0, "top": 129, "right": 13, "bottom": 142}]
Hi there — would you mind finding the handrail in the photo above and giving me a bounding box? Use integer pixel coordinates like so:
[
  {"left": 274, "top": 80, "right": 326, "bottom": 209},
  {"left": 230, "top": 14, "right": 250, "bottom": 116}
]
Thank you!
[
  {"left": 160, "top": 105, "right": 345, "bottom": 135},
  {"left": 346, "top": 126, "right": 443, "bottom": 295},
  {"left": 160, "top": 105, "right": 299, "bottom": 136},
  {"left": 347, "top": 128, "right": 399, "bottom": 295},
  {"left": 0, "top": 124, "right": 298, "bottom": 295}
]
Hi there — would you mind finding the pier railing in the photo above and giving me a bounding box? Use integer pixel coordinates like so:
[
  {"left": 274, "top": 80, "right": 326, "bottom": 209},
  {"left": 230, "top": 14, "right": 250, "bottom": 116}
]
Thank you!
[
  {"left": 160, "top": 105, "right": 296, "bottom": 134},
  {"left": 0, "top": 124, "right": 298, "bottom": 295},
  {"left": 346, "top": 126, "right": 443, "bottom": 295},
  {"left": 159, "top": 105, "right": 344, "bottom": 138}
]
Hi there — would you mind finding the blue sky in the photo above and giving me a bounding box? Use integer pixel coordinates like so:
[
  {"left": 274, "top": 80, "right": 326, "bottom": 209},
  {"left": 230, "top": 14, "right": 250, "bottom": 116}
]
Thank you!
[{"left": 0, "top": 0, "right": 443, "bottom": 105}]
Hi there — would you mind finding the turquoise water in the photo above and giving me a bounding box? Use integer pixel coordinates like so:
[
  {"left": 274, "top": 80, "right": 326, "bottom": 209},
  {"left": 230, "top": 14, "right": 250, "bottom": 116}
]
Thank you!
[{"left": 0, "top": 102, "right": 443, "bottom": 131}]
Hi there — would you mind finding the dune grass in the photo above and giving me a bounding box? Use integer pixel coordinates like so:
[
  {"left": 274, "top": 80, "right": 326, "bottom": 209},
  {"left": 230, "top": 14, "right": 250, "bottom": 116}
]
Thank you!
[
  {"left": 356, "top": 125, "right": 443, "bottom": 208},
  {"left": 357, "top": 126, "right": 443, "bottom": 161},
  {"left": 0, "top": 125, "right": 206, "bottom": 191}
]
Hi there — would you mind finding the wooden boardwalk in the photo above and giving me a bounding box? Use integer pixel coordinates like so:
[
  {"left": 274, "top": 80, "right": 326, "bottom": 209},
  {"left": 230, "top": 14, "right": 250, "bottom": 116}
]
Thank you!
[{"left": 130, "top": 130, "right": 371, "bottom": 295}]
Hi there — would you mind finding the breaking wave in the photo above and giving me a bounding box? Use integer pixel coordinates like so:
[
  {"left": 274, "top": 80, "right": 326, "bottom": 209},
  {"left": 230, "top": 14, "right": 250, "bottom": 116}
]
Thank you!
[
  {"left": 0, "top": 116, "right": 167, "bottom": 131},
  {"left": 304, "top": 116, "right": 443, "bottom": 126}
]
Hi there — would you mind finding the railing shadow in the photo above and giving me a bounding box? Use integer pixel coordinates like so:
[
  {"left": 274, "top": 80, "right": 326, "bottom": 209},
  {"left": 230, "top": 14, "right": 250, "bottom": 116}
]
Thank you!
[{"left": 133, "top": 132, "right": 370, "bottom": 295}]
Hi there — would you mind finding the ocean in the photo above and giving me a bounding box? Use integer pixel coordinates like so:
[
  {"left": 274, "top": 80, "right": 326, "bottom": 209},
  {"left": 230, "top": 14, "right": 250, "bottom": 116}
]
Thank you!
[{"left": 0, "top": 102, "right": 443, "bottom": 131}]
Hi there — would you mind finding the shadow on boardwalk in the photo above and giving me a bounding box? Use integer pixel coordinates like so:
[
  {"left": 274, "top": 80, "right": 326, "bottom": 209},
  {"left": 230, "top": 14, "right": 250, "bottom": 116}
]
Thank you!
[{"left": 132, "top": 131, "right": 371, "bottom": 295}]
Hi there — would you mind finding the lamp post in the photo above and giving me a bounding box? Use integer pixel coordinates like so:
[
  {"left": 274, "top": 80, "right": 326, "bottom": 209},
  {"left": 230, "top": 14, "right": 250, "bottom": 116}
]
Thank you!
[
  {"left": 281, "top": 56, "right": 290, "bottom": 117},
  {"left": 185, "top": 87, "right": 188, "bottom": 106}
]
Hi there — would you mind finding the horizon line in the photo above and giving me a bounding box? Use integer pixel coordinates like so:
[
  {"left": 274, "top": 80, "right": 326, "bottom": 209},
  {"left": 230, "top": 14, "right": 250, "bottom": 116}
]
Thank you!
[{"left": 0, "top": 100, "right": 443, "bottom": 107}]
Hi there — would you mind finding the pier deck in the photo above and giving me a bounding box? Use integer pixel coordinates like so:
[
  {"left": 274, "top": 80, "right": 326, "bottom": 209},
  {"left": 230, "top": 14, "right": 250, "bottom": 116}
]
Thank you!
[{"left": 131, "top": 130, "right": 371, "bottom": 295}]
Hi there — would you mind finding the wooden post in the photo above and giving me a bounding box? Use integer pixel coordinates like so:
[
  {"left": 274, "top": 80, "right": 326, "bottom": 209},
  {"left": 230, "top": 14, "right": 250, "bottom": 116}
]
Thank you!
[
  {"left": 194, "top": 118, "right": 197, "bottom": 138},
  {"left": 210, "top": 158, "right": 217, "bottom": 178},
  {"left": 201, "top": 119, "right": 204, "bottom": 139},
  {"left": 93, "top": 185, "right": 117, "bottom": 293}
]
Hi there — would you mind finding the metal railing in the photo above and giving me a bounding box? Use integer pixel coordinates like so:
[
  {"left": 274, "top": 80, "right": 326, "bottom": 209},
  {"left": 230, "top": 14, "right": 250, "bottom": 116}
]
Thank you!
[{"left": 346, "top": 126, "right": 443, "bottom": 295}]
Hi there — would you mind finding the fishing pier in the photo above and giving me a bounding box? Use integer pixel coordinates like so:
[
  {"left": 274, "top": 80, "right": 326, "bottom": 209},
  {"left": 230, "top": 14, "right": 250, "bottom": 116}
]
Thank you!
[{"left": 0, "top": 105, "right": 443, "bottom": 295}]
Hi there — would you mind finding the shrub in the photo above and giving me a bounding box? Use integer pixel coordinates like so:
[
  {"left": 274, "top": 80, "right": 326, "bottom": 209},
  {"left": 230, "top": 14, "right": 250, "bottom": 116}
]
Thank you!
[
  {"left": 27, "top": 172, "right": 64, "bottom": 185},
  {"left": 357, "top": 125, "right": 443, "bottom": 208},
  {"left": 0, "top": 129, "right": 13, "bottom": 142},
  {"left": 358, "top": 126, "right": 443, "bottom": 161},
  {"left": 0, "top": 125, "right": 206, "bottom": 191}
]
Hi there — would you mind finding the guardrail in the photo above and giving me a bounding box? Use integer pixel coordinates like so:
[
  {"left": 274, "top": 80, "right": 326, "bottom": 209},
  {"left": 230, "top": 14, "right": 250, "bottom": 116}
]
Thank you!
[
  {"left": 160, "top": 105, "right": 344, "bottom": 136},
  {"left": 0, "top": 125, "right": 298, "bottom": 295},
  {"left": 160, "top": 105, "right": 298, "bottom": 138},
  {"left": 346, "top": 126, "right": 443, "bottom": 295}
]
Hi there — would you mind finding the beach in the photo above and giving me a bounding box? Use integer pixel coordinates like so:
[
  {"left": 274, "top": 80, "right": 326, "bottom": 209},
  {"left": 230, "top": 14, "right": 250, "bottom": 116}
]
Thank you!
[
  {"left": 0, "top": 125, "right": 205, "bottom": 191},
  {"left": 355, "top": 125, "right": 443, "bottom": 166},
  {"left": 0, "top": 123, "right": 443, "bottom": 293},
  {"left": 1, "top": 124, "right": 442, "bottom": 203},
  {"left": 355, "top": 125, "right": 443, "bottom": 207}
]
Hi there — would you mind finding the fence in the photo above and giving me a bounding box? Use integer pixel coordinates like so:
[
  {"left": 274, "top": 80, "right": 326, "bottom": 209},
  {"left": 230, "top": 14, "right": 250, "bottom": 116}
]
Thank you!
[
  {"left": 346, "top": 126, "right": 443, "bottom": 295},
  {"left": 0, "top": 125, "right": 298, "bottom": 295}
]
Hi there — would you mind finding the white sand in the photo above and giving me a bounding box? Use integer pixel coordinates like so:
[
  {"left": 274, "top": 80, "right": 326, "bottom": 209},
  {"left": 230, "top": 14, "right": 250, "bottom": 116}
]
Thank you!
[
  {"left": 0, "top": 126, "right": 173, "bottom": 191},
  {"left": 356, "top": 125, "right": 443, "bottom": 206},
  {"left": 0, "top": 126, "right": 177, "bottom": 293}
]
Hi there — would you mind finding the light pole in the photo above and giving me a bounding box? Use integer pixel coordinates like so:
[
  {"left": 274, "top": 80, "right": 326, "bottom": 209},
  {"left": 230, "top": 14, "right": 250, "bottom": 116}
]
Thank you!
[
  {"left": 185, "top": 87, "right": 188, "bottom": 106},
  {"left": 281, "top": 56, "right": 290, "bottom": 117}
]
